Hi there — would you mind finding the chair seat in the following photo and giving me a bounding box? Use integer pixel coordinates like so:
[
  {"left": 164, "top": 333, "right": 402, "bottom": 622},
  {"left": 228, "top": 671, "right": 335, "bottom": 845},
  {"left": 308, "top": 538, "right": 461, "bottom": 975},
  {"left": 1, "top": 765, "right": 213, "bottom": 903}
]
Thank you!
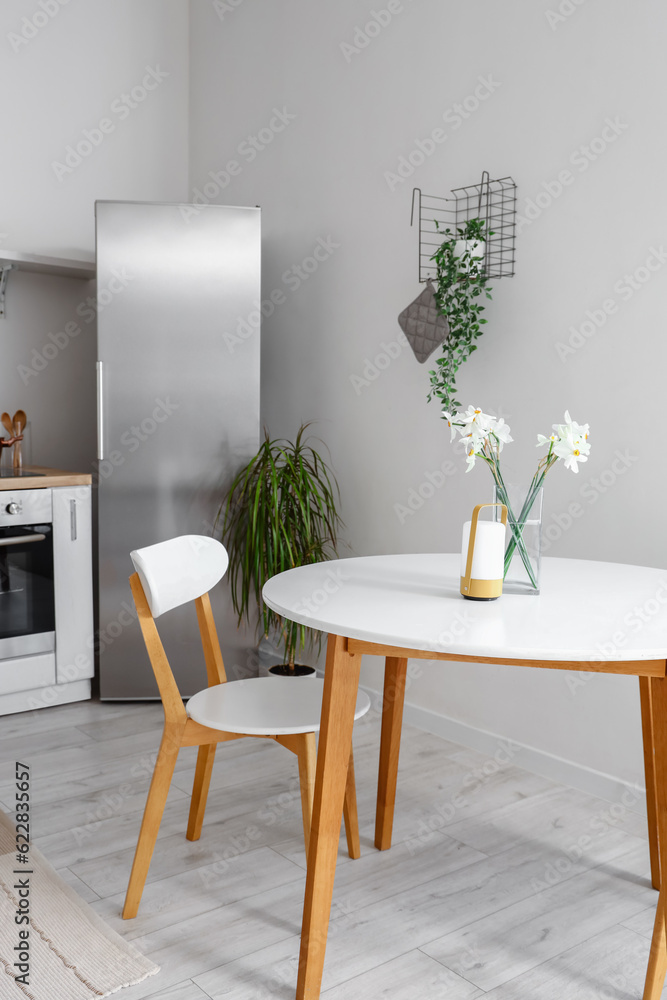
[{"left": 187, "top": 677, "right": 371, "bottom": 736}]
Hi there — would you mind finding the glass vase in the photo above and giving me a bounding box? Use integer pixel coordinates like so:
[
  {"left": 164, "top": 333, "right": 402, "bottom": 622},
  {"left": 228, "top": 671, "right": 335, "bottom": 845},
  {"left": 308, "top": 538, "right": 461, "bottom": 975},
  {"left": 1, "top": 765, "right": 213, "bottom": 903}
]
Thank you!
[{"left": 493, "top": 483, "right": 543, "bottom": 595}]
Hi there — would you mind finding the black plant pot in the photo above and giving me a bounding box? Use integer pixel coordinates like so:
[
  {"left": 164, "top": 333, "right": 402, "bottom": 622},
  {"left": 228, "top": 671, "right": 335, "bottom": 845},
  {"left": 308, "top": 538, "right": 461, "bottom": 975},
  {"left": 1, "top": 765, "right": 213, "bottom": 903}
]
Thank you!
[{"left": 267, "top": 663, "right": 317, "bottom": 678}]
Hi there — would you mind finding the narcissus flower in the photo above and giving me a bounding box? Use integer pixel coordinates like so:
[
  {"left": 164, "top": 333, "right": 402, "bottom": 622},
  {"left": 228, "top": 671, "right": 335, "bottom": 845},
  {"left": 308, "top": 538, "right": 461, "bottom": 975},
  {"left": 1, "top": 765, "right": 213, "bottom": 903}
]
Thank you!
[
  {"left": 442, "top": 411, "right": 458, "bottom": 443},
  {"left": 459, "top": 405, "right": 494, "bottom": 435},
  {"left": 491, "top": 417, "right": 513, "bottom": 449},
  {"left": 553, "top": 433, "right": 590, "bottom": 473},
  {"left": 536, "top": 432, "right": 558, "bottom": 447},
  {"left": 465, "top": 442, "right": 478, "bottom": 472},
  {"left": 536, "top": 411, "right": 591, "bottom": 473},
  {"left": 447, "top": 403, "right": 592, "bottom": 480}
]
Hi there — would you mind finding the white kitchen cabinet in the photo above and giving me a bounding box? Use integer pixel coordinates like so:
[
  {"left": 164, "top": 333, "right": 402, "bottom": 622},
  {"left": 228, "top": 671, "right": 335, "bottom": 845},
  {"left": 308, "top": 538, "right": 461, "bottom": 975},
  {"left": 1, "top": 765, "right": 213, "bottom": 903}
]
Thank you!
[
  {"left": 53, "top": 486, "right": 94, "bottom": 686},
  {"left": 0, "top": 474, "right": 94, "bottom": 715}
]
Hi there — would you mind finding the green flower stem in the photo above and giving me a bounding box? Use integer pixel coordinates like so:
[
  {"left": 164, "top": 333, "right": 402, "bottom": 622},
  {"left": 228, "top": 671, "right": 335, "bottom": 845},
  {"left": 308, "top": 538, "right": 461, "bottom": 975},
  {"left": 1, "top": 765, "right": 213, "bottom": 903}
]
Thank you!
[
  {"left": 499, "top": 485, "right": 536, "bottom": 585},
  {"left": 494, "top": 478, "right": 539, "bottom": 590},
  {"left": 501, "top": 495, "right": 539, "bottom": 586},
  {"left": 479, "top": 444, "right": 538, "bottom": 589},
  {"left": 498, "top": 453, "right": 560, "bottom": 590}
]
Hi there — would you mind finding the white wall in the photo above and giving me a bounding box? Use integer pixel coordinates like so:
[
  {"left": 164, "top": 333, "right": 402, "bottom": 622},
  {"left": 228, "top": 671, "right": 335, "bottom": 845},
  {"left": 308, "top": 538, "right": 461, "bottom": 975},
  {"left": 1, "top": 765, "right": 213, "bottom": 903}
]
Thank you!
[
  {"left": 0, "top": 0, "right": 189, "bottom": 470},
  {"left": 189, "top": 0, "right": 667, "bottom": 791}
]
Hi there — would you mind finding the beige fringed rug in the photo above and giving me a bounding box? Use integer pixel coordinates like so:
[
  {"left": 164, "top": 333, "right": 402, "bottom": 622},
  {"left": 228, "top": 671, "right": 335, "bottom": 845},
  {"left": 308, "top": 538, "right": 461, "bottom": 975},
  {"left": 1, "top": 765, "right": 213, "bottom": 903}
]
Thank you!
[{"left": 0, "top": 810, "right": 158, "bottom": 999}]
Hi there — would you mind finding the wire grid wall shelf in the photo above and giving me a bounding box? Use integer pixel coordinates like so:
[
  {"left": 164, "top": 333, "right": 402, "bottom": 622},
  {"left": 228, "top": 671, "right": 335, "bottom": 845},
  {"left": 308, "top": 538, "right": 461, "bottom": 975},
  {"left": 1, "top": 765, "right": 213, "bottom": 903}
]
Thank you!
[{"left": 411, "top": 172, "right": 517, "bottom": 283}]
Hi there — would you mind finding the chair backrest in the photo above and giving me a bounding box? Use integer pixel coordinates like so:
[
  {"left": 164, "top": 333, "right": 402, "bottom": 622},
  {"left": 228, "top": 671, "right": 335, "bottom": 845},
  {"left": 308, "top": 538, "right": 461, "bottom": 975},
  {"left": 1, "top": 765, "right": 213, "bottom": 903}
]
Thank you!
[
  {"left": 131, "top": 535, "right": 229, "bottom": 618},
  {"left": 129, "top": 535, "right": 229, "bottom": 725}
]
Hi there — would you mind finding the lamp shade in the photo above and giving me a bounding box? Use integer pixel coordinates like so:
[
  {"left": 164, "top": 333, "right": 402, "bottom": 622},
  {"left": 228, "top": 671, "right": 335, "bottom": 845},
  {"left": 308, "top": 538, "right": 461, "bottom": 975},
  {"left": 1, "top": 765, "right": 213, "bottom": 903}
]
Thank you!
[
  {"left": 460, "top": 503, "right": 507, "bottom": 600},
  {"left": 461, "top": 520, "right": 506, "bottom": 579}
]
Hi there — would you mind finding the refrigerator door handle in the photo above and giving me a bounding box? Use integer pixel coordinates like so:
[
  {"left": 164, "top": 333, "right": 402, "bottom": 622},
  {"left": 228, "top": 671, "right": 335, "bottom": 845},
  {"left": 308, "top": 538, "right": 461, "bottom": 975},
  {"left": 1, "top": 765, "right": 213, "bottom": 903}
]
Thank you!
[
  {"left": 70, "top": 499, "right": 77, "bottom": 541},
  {"left": 96, "top": 361, "right": 105, "bottom": 461}
]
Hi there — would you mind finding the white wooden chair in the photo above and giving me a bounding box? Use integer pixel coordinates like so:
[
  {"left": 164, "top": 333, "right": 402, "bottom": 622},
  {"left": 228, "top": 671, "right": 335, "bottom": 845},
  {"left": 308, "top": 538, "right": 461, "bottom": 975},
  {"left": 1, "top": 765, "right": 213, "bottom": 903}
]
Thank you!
[{"left": 122, "top": 534, "right": 370, "bottom": 919}]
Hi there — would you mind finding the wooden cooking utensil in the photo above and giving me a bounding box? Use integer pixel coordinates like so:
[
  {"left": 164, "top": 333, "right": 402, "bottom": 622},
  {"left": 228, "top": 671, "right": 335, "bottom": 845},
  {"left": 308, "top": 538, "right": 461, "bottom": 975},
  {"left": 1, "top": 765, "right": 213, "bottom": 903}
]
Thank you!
[
  {"left": 1, "top": 413, "right": 14, "bottom": 438},
  {"left": 12, "top": 410, "right": 26, "bottom": 470},
  {"left": 0, "top": 414, "right": 12, "bottom": 472}
]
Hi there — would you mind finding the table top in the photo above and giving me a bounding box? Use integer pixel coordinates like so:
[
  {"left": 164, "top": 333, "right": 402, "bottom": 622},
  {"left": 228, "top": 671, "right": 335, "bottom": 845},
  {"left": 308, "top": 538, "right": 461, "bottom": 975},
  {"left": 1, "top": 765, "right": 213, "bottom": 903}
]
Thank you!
[{"left": 262, "top": 554, "right": 667, "bottom": 663}]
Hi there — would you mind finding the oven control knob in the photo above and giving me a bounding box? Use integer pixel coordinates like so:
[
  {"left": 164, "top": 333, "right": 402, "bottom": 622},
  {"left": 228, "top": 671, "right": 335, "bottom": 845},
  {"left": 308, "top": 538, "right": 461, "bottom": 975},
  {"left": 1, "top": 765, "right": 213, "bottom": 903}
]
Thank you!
[{"left": 5, "top": 502, "right": 20, "bottom": 515}]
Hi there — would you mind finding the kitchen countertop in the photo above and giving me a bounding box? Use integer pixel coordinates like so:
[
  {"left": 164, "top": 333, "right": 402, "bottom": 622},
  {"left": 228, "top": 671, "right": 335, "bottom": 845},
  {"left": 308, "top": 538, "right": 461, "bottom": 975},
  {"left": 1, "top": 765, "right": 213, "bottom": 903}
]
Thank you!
[{"left": 0, "top": 466, "right": 92, "bottom": 489}]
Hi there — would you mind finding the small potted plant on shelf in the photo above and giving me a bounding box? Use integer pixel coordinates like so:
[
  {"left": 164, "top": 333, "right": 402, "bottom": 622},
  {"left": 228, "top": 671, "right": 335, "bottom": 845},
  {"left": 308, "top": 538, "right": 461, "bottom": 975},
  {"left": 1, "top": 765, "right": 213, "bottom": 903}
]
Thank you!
[
  {"left": 428, "top": 217, "right": 492, "bottom": 415},
  {"left": 218, "top": 424, "right": 342, "bottom": 677}
]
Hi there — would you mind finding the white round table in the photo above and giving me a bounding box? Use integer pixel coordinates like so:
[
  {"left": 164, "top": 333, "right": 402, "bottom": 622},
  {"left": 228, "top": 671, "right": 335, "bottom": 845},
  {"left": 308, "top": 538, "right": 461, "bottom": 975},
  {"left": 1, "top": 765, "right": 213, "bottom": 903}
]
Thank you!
[
  {"left": 262, "top": 554, "right": 667, "bottom": 1000},
  {"left": 264, "top": 553, "right": 667, "bottom": 663}
]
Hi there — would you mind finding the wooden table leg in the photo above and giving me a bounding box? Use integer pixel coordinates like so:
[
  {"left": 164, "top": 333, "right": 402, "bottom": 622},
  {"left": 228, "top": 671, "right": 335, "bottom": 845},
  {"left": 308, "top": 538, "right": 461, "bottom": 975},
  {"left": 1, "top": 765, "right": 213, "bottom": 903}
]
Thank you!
[
  {"left": 375, "top": 656, "right": 408, "bottom": 851},
  {"left": 343, "top": 748, "right": 361, "bottom": 861},
  {"left": 640, "top": 676, "right": 661, "bottom": 890},
  {"left": 643, "top": 672, "right": 667, "bottom": 999},
  {"left": 296, "top": 634, "right": 362, "bottom": 1000}
]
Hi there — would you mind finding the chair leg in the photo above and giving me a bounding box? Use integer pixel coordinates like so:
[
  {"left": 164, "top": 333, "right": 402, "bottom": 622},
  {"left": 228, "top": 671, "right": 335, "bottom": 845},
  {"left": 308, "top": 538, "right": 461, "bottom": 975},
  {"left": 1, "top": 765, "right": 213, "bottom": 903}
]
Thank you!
[
  {"left": 343, "top": 747, "right": 361, "bottom": 860},
  {"left": 296, "top": 732, "right": 317, "bottom": 854},
  {"left": 187, "top": 742, "right": 217, "bottom": 842},
  {"left": 122, "top": 730, "right": 181, "bottom": 919},
  {"left": 278, "top": 732, "right": 361, "bottom": 861}
]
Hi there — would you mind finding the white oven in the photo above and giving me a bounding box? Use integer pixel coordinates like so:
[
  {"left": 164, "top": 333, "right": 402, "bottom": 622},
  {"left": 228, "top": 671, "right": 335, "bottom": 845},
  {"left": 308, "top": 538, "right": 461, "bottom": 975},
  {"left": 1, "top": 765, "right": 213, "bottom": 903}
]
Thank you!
[{"left": 0, "top": 488, "right": 55, "bottom": 660}]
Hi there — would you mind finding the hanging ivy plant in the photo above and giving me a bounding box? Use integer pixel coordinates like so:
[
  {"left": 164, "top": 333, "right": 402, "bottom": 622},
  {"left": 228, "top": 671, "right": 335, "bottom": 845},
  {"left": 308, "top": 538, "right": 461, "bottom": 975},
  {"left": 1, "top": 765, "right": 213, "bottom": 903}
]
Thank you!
[{"left": 427, "top": 217, "right": 493, "bottom": 415}]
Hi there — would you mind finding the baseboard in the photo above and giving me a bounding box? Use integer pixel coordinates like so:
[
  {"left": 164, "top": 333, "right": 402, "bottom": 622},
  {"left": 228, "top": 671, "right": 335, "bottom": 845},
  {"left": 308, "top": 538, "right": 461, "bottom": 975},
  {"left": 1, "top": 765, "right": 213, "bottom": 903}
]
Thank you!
[
  {"left": 0, "top": 679, "right": 91, "bottom": 716},
  {"left": 360, "top": 682, "right": 648, "bottom": 816}
]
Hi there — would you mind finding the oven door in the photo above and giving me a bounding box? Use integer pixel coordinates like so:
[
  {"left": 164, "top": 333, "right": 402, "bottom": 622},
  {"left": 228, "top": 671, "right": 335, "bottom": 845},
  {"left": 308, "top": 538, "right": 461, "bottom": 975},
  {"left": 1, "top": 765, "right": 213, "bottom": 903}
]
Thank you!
[{"left": 0, "top": 523, "right": 55, "bottom": 658}]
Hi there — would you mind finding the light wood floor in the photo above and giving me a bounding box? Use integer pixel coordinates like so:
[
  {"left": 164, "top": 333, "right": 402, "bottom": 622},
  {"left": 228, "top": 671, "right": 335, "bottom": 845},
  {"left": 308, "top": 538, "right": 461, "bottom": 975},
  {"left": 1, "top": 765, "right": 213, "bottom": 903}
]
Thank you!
[{"left": 0, "top": 696, "right": 664, "bottom": 999}]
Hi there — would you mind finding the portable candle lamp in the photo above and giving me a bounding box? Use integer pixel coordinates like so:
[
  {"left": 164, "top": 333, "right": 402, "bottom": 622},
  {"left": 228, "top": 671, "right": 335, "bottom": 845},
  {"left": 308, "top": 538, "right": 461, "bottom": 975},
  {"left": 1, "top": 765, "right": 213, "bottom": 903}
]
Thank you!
[{"left": 460, "top": 502, "right": 508, "bottom": 600}]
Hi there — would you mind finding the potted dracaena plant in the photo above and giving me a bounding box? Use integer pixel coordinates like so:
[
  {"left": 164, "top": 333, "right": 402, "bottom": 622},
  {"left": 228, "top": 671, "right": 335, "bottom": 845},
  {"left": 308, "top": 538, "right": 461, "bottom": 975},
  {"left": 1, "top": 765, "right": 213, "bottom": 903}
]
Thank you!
[
  {"left": 218, "top": 424, "right": 342, "bottom": 676},
  {"left": 428, "top": 217, "right": 492, "bottom": 415}
]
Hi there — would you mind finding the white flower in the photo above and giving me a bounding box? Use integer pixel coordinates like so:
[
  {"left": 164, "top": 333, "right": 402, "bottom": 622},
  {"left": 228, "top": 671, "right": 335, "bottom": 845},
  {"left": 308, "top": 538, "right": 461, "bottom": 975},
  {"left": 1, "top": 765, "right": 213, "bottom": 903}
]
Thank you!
[
  {"left": 459, "top": 405, "right": 494, "bottom": 435},
  {"left": 555, "top": 410, "right": 590, "bottom": 446},
  {"left": 445, "top": 403, "right": 591, "bottom": 481},
  {"left": 444, "top": 405, "right": 513, "bottom": 473},
  {"left": 564, "top": 410, "right": 590, "bottom": 441},
  {"left": 460, "top": 425, "right": 488, "bottom": 460},
  {"left": 459, "top": 407, "right": 512, "bottom": 447},
  {"left": 490, "top": 417, "right": 512, "bottom": 450},
  {"left": 553, "top": 433, "right": 589, "bottom": 473},
  {"left": 536, "top": 432, "right": 558, "bottom": 448},
  {"left": 442, "top": 410, "right": 458, "bottom": 442},
  {"left": 538, "top": 413, "right": 591, "bottom": 465},
  {"left": 465, "top": 441, "right": 477, "bottom": 472}
]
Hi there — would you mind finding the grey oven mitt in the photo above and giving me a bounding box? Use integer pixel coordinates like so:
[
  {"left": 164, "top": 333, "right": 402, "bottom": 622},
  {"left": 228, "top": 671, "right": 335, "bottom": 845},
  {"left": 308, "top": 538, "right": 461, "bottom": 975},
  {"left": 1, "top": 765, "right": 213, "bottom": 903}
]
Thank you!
[{"left": 398, "top": 280, "right": 449, "bottom": 363}]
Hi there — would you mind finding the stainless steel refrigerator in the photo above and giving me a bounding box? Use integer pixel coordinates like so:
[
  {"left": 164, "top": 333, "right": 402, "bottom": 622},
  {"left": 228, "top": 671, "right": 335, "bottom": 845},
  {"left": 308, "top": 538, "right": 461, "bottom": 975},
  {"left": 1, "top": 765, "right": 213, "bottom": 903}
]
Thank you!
[{"left": 96, "top": 201, "right": 261, "bottom": 698}]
